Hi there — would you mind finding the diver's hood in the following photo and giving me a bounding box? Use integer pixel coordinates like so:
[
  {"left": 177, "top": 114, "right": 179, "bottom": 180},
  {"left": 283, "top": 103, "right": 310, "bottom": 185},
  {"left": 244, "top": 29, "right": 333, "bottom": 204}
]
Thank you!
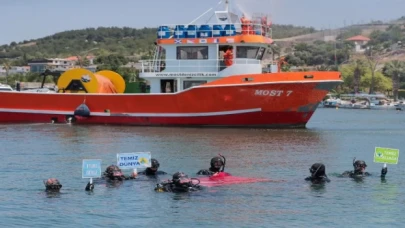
[
  {"left": 44, "top": 179, "right": 62, "bottom": 190},
  {"left": 353, "top": 160, "right": 367, "bottom": 173},
  {"left": 211, "top": 157, "right": 224, "bottom": 169},
  {"left": 310, "top": 163, "right": 326, "bottom": 177}
]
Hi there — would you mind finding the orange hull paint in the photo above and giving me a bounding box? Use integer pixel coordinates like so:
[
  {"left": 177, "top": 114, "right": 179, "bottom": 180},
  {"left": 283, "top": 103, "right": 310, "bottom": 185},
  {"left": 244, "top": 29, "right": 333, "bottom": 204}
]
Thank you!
[{"left": 0, "top": 72, "right": 342, "bottom": 128}]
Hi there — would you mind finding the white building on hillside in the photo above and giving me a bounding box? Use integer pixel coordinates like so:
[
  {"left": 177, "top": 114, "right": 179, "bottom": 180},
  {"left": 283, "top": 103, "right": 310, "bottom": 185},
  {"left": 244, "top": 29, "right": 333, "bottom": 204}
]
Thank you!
[
  {"left": 9, "top": 66, "right": 30, "bottom": 74},
  {"left": 28, "top": 58, "right": 75, "bottom": 73},
  {"left": 0, "top": 66, "right": 30, "bottom": 76},
  {"left": 346, "top": 35, "right": 371, "bottom": 53}
]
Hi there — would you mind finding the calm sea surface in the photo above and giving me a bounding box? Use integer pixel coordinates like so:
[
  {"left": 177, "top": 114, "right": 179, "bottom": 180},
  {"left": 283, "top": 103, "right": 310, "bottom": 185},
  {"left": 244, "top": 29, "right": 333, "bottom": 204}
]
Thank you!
[{"left": 1, "top": 108, "right": 405, "bottom": 227}]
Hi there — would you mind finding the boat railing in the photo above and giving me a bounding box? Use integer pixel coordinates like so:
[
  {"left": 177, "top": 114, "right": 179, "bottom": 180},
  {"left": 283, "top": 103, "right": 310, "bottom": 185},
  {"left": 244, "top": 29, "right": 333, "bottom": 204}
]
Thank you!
[
  {"left": 157, "top": 23, "right": 272, "bottom": 39},
  {"left": 140, "top": 59, "right": 262, "bottom": 73}
]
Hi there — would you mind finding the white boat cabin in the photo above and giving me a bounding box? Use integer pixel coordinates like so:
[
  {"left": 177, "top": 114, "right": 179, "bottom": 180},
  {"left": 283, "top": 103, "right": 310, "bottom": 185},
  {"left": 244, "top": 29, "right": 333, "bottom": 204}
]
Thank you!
[{"left": 139, "top": 0, "right": 277, "bottom": 94}]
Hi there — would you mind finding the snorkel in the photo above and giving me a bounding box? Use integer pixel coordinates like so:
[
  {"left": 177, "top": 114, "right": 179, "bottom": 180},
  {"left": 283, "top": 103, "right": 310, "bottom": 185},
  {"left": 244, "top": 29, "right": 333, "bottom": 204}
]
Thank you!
[
  {"left": 352, "top": 157, "right": 356, "bottom": 169},
  {"left": 309, "top": 163, "right": 327, "bottom": 179},
  {"left": 310, "top": 165, "right": 322, "bottom": 178},
  {"left": 219, "top": 153, "right": 226, "bottom": 172}
]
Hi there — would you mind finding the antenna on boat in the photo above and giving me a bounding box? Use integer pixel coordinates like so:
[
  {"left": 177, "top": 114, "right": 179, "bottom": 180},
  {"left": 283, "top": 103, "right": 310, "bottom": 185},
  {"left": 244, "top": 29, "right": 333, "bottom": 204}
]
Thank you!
[
  {"left": 188, "top": 0, "right": 224, "bottom": 25},
  {"left": 168, "top": 0, "right": 224, "bottom": 38},
  {"left": 205, "top": 0, "right": 224, "bottom": 23},
  {"left": 188, "top": 7, "right": 214, "bottom": 25},
  {"left": 225, "top": 0, "right": 229, "bottom": 12}
]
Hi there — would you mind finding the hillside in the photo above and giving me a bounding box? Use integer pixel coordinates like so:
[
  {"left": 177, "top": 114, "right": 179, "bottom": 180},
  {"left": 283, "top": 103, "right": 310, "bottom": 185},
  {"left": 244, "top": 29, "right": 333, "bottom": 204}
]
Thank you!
[
  {"left": 274, "top": 24, "right": 391, "bottom": 43},
  {"left": 1, "top": 17, "right": 404, "bottom": 64},
  {"left": 0, "top": 27, "right": 157, "bottom": 61},
  {"left": 0, "top": 24, "right": 316, "bottom": 62},
  {"left": 273, "top": 17, "right": 405, "bottom": 47}
]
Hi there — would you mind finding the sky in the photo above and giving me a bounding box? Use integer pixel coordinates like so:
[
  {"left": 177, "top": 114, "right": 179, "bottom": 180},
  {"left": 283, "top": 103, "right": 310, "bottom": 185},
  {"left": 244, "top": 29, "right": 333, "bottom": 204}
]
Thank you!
[{"left": 1, "top": 0, "right": 405, "bottom": 45}]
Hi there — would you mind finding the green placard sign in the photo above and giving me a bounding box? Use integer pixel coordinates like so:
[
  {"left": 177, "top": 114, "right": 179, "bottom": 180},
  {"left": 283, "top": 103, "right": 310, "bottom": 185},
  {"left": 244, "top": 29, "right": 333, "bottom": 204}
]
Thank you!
[{"left": 374, "top": 147, "right": 399, "bottom": 164}]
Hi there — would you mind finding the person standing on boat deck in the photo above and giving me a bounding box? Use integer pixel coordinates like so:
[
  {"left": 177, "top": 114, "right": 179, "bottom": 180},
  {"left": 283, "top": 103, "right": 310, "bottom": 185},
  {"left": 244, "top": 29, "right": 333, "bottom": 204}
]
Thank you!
[
  {"left": 138, "top": 158, "right": 167, "bottom": 176},
  {"left": 224, "top": 46, "right": 234, "bottom": 67},
  {"left": 240, "top": 14, "right": 248, "bottom": 34},
  {"left": 305, "top": 163, "right": 330, "bottom": 184},
  {"left": 340, "top": 158, "right": 387, "bottom": 178}
]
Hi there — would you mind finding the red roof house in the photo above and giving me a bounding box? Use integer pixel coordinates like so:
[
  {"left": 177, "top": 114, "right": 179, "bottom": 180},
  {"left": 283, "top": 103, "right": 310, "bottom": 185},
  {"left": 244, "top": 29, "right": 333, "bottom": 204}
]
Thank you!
[
  {"left": 346, "top": 35, "right": 370, "bottom": 42},
  {"left": 346, "top": 35, "right": 370, "bottom": 53}
]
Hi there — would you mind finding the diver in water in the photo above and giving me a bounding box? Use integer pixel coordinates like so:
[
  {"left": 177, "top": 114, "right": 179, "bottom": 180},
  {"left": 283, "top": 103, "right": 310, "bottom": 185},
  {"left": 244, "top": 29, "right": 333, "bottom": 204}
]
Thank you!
[
  {"left": 305, "top": 163, "right": 330, "bottom": 184},
  {"left": 44, "top": 178, "right": 62, "bottom": 192},
  {"left": 197, "top": 155, "right": 229, "bottom": 176},
  {"left": 138, "top": 158, "right": 167, "bottom": 176},
  {"left": 340, "top": 158, "right": 387, "bottom": 178},
  {"left": 85, "top": 165, "right": 136, "bottom": 191},
  {"left": 155, "top": 172, "right": 202, "bottom": 193},
  {"left": 103, "top": 165, "right": 129, "bottom": 181}
]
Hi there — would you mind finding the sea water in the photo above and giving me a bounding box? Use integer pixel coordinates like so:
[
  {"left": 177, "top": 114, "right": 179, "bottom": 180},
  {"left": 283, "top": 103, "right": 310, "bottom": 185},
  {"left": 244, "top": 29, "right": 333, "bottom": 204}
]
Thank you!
[{"left": 0, "top": 108, "right": 404, "bottom": 227}]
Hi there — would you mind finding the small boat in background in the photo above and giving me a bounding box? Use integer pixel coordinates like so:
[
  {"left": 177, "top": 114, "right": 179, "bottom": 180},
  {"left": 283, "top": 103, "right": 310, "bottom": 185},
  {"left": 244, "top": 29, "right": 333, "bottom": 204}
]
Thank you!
[
  {"left": 336, "top": 93, "right": 403, "bottom": 110},
  {"left": 0, "top": 84, "right": 13, "bottom": 92},
  {"left": 320, "top": 94, "right": 341, "bottom": 108}
]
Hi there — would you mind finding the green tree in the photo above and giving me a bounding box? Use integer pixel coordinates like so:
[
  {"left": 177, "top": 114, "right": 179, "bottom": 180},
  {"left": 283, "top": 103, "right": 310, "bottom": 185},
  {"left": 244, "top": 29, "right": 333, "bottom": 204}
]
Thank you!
[
  {"left": 361, "top": 71, "right": 392, "bottom": 93},
  {"left": 95, "top": 54, "right": 128, "bottom": 71},
  {"left": 363, "top": 45, "right": 386, "bottom": 94},
  {"left": 2, "top": 60, "right": 12, "bottom": 84},
  {"left": 352, "top": 60, "right": 367, "bottom": 93},
  {"left": 285, "top": 41, "right": 351, "bottom": 67},
  {"left": 383, "top": 60, "right": 405, "bottom": 101},
  {"left": 271, "top": 24, "right": 317, "bottom": 39},
  {"left": 340, "top": 59, "right": 392, "bottom": 93},
  {"left": 341, "top": 64, "right": 357, "bottom": 93}
]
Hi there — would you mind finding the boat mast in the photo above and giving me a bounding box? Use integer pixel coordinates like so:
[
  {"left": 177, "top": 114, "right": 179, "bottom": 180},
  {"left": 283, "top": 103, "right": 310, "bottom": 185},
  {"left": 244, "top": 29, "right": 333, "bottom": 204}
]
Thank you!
[{"left": 225, "top": 0, "right": 229, "bottom": 12}]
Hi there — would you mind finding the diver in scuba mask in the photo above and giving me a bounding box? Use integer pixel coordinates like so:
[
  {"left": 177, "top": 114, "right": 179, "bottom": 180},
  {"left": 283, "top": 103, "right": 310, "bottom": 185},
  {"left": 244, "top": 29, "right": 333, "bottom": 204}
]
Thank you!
[
  {"left": 44, "top": 178, "right": 62, "bottom": 192},
  {"left": 305, "top": 163, "right": 330, "bottom": 183},
  {"left": 197, "top": 155, "right": 229, "bottom": 176},
  {"left": 103, "top": 165, "right": 128, "bottom": 181},
  {"left": 138, "top": 158, "right": 167, "bottom": 176},
  {"left": 340, "top": 158, "right": 387, "bottom": 178},
  {"left": 85, "top": 164, "right": 136, "bottom": 191},
  {"left": 155, "top": 172, "right": 202, "bottom": 193}
]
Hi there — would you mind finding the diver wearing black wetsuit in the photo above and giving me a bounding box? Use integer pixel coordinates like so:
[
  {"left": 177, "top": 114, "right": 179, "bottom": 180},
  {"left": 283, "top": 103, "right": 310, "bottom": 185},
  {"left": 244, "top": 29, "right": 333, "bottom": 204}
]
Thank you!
[
  {"left": 155, "top": 172, "right": 202, "bottom": 193},
  {"left": 44, "top": 178, "right": 63, "bottom": 192},
  {"left": 305, "top": 163, "right": 330, "bottom": 184},
  {"left": 85, "top": 165, "right": 136, "bottom": 191},
  {"left": 340, "top": 159, "right": 387, "bottom": 178},
  {"left": 197, "top": 156, "right": 226, "bottom": 176},
  {"left": 138, "top": 158, "right": 167, "bottom": 176}
]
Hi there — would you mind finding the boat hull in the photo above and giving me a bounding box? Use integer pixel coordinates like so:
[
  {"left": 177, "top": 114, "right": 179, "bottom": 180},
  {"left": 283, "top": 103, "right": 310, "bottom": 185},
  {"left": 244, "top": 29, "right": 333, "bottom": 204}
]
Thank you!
[
  {"left": 0, "top": 72, "right": 342, "bottom": 128},
  {"left": 0, "top": 110, "right": 311, "bottom": 128}
]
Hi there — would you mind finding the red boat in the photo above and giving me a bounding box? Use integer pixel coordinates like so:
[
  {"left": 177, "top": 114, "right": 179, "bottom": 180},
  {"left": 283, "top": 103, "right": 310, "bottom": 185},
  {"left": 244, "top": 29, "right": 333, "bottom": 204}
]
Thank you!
[{"left": 0, "top": 1, "right": 342, "bottom": 128}]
